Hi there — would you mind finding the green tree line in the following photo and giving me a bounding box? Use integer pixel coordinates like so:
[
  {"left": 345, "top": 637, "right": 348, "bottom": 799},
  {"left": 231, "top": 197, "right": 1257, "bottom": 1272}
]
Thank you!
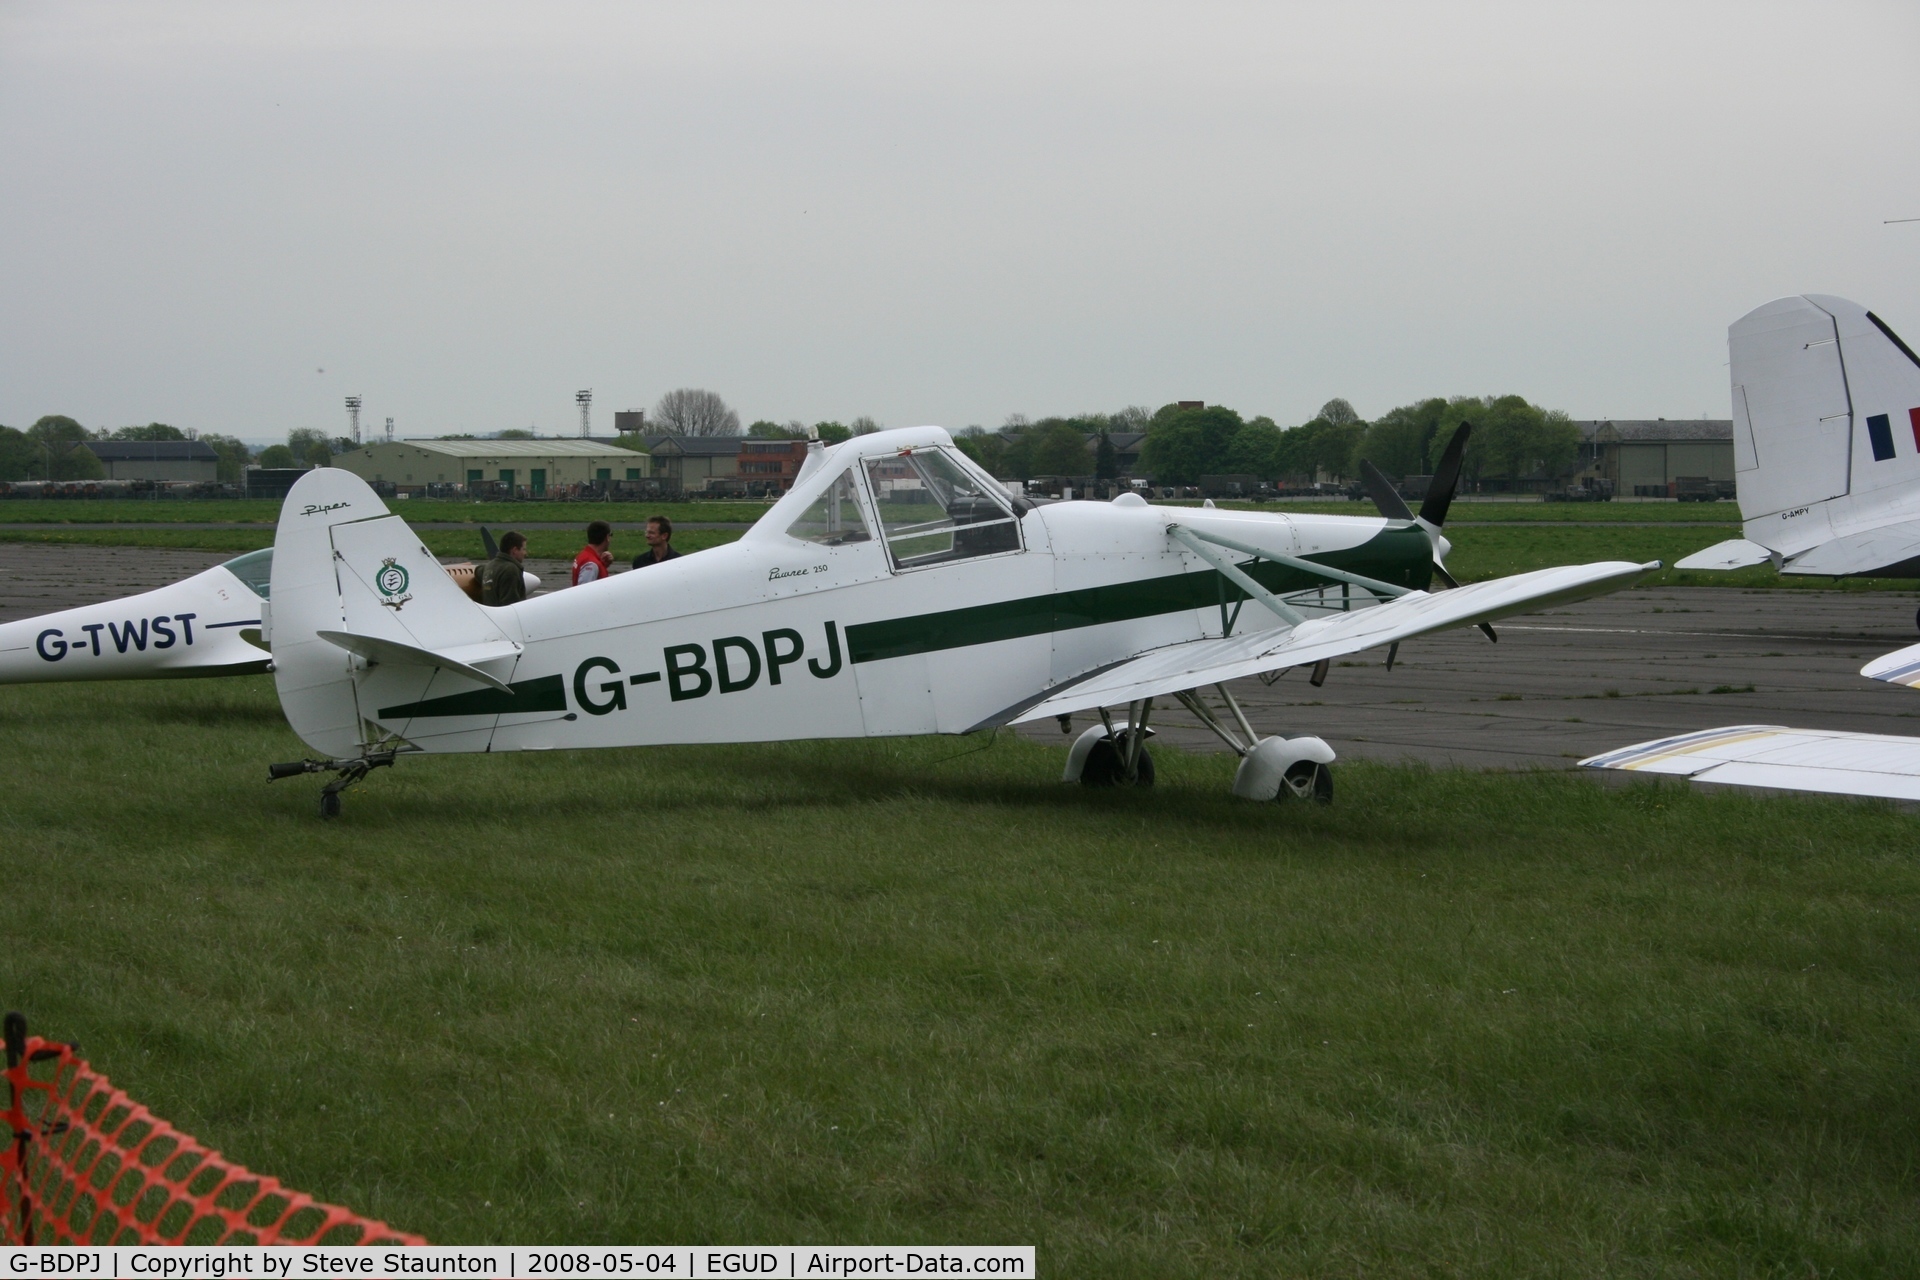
[
  {"left": 0, "top": 417, "right": 338, "bottom": 483},
  {"left": 947, "top": 396, "right": 1580, "bottom": 488},
  {"left": 4, "top": 396, "right": 1582, "bottom": 491}
]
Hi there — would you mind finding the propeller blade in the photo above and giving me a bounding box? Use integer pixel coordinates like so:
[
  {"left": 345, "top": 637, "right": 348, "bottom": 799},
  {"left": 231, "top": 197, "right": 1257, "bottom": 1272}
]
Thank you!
[
  {"left": 1418, "top": 422, "right": 1472, "bottom": 529},
  {"left": 1359, "top": 459, "right": 1414, "bottom": 522},
  {"left": 480, "top": 526, "right": 499, "bottom": 559},
  {"left": 1430, "top": 561, "right": 1461, "bottom": 590}
]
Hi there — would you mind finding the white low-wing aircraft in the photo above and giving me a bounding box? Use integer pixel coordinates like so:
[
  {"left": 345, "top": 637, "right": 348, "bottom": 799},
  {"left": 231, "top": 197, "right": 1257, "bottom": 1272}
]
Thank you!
[
  {"left": 1579, "top": 640, "right": 1920, "bottom": 802},
  {"left": 262, "top": 424, "right": 1656, "bottom": 815},
  {"left": 0, "top": 539, "right": 537, "bottom": 687},
  {"left": 1677, "top": 295, "right": 1920, "bottom": 627},
  {"left": 0, "top": 549, "right": 275, "bottom": 683}
]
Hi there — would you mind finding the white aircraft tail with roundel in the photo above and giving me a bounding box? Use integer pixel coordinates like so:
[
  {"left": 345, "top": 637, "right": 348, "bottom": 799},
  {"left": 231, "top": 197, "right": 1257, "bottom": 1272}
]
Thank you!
[
  {"left": 270, "top": 468, "right": 523, "bottom": 758},
  {"left": 1679, "top": 295, "right": 1920, "bottom": 579}
]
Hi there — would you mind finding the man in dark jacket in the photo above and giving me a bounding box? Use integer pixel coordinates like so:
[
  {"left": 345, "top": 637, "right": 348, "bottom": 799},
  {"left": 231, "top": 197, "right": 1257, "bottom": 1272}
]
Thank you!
[
  {"left": 631, "top": 516, "right": 682, "bottom": 569},
  {"left": 482, "top": 531, "right": 529, "bottom": 605}
]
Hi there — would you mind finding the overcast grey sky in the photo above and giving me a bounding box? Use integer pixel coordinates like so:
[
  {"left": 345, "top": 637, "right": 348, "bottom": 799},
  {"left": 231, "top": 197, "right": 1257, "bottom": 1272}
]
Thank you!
[{"left": 4, "top": 1, "right": 1917, "bottom": 444}]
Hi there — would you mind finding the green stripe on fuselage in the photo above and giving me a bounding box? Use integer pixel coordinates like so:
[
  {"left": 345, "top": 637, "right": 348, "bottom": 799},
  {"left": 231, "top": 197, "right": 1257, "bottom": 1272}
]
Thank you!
[
  {"left": 846, "top": 524, "right": 1432, "bottom": 664},
  {"left": 377, "top": 673, "right": 567, "bottom": 719}
]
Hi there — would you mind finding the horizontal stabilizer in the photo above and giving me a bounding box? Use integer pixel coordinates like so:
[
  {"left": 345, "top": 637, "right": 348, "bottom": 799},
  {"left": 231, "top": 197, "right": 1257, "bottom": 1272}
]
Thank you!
[
  {"left": 316, "top": 630, "right": 521, "bottom": 692},
  {"left": 1581, "top": 725, "right": 1920, "bottom": 801},
  {"left": 996, "top": 559, "right": 1655, "bottom": 727},
  {"left": 1782, "top": 519, "right": 1920, "bottom": 578},
  {"left": 1675, "top": 539, "right": 1773, "bottom": 571}
]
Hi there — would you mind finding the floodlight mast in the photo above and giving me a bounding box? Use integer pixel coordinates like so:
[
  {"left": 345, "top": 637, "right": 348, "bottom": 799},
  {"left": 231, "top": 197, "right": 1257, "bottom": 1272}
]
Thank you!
[
  {"left": 385, "top": 416, "right": 394, "bottom": 443},
  {"left": 345, "top": 396, "right": 363, "bottom": 445},
  {"left": 576, "top": 389, "right": 592, "bottom": 437}
]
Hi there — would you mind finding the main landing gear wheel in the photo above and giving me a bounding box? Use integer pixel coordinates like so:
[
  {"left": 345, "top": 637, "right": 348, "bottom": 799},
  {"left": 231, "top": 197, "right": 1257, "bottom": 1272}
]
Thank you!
[
  {"left": 1080, "top": 734, "right": 1156, "bottom": 788},
  {"left": 1281, "top": 760, "right": 1333, "bottom": 805}
]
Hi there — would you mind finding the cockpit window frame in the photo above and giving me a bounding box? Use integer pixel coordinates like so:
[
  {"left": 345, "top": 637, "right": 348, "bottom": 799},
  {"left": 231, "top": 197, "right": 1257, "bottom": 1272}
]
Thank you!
[
  {"left": 859, "top": 445, "right": 1026, "bottom": 575},
  {"left": 781, "top": 460, "right": 880, "bottom": 550}
]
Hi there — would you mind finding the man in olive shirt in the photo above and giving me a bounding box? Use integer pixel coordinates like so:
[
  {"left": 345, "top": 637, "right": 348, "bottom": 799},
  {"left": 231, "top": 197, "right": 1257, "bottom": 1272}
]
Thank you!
[{"left": 481, "top": 531, "right": 529, "bottom": 605}]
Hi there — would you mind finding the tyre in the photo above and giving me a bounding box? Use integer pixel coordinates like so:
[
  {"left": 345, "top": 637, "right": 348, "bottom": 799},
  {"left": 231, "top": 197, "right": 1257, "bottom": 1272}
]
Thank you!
[
  {"left": 1282, "top": 760, "right": 1333, "bottom": 804},
  {"left": 1079, "top": 735, "right": 1156, "bottom": 787},
  {"left": 319, "top": 790, "right": 342, "bottom": 819}
]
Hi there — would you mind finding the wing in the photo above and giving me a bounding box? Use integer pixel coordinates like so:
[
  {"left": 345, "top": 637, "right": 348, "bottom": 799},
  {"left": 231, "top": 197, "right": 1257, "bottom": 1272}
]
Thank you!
[
  {"left": 1674, "top": 539, "right": 1774, "bottom": 571},
  {"left": 989, "top": 559, "right": 1654, "bottom": 728},
  {"left": 1860, "top": 641, "right": 1920, "bottom": 688},
  {"left": 1580, "top": 725, "right": 1920, "bottom": 801}
]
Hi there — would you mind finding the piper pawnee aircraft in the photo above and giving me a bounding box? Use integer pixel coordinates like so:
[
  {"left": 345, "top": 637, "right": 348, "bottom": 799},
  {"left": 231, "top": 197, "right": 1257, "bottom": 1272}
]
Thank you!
[
  {"left": 1677, "top": 294, "right": 1920, "bottom": 628},
  {"left": 0, "top": 542, "right": 537, "bottom": 686},
  {"left": 262, "top": 423, "right": 1658, "bottom": 815},
  {"left": 1578, "top": 641, "right": 1920, "bottom": 802}
]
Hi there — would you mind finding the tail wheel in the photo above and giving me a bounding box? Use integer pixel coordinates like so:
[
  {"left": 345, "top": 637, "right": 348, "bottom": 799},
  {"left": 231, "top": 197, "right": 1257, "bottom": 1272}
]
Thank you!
[
  {"left": 319, "top": 791, "right": 343, "bottom": 819},
  {"left": 1281, "top": 760, "right": 1333, "bottom": 805},
  {"left": 1080, "top": 734, "right": 1156, "bottom": 788}
]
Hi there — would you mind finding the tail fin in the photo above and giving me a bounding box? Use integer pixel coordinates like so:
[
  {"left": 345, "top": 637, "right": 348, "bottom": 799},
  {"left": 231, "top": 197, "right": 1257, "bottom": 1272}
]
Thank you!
[
  {"left": 1730, "top": 294, "right": 1920, "bottom": 522},
  {"left": 271, "top": 469, "right": 520, "bottom": 757}
]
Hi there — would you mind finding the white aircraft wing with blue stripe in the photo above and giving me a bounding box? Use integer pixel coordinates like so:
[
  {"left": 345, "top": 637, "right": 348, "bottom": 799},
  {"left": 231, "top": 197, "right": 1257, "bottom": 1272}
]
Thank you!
[
  {"left": 1861, "top": 641, "right": 1920, "bottom": 688},
  {"left": 1580, "top": 725, "right": 1920, "bottom": 801}
]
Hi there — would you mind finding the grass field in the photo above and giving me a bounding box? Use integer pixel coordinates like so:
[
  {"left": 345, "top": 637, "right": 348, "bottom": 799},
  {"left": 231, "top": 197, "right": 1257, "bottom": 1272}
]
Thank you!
[
  {"left": 3, "top": 678, "right": 1917, "bottom": 1273},
  {"left": 12, "top": 513, "right": 1916, "bottom": 596}
]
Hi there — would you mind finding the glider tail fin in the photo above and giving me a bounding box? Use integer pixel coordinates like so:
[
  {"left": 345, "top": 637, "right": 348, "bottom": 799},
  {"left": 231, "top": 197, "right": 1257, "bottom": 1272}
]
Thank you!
[{"left": 270, "top": 469, "right": 516, "bottom": 757}]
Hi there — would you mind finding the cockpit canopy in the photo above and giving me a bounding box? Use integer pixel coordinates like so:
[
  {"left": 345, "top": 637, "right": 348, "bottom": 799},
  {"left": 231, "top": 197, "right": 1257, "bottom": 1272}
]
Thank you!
[{"left": 783, "top": 438, "right": 1021, "bottom": 570}]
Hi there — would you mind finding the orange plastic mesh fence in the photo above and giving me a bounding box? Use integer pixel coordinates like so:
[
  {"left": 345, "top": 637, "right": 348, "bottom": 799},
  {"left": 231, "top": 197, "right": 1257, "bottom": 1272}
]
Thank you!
[{"left": 2, "top": 1015, "right": 425, "bottom": 1246}]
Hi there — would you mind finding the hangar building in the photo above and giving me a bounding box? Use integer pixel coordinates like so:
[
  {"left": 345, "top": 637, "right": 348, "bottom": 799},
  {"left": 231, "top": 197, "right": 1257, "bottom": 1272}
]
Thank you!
[
  {"left": 84, "top": 440, "right": 220, "bottom": 482},
  {"left": 641, "top": 435, "right": 746, "bottom": 491},
  {"left": 330, "top": 439, "right": 647, "bottom": 496},
  {"left": 1574, "top": 420, "right": 1734, "bottom": 496}
]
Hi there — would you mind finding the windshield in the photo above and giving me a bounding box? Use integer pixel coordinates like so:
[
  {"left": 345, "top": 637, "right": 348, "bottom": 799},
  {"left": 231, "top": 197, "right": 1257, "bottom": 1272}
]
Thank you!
[
  {"left": 222, "top": 548, "right": 273, "bottom": 598},
  {"left": 863, "top": 447, "right": 1019, "bottom": 569}
]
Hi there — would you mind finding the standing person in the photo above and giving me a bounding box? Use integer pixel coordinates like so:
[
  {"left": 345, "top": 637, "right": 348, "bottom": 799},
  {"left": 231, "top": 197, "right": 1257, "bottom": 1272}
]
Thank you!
[
  {"left": 631, "top": 516, "right": 682, "bottom": 569},
  {"left": 481, "top": 531, "right": 529, "bottom": 605},
  {"left": 572, "top": 520, "right": 613, "bottom": 585}
]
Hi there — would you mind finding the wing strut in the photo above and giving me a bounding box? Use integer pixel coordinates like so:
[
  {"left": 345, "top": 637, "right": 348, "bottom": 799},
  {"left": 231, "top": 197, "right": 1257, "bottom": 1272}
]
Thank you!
[
  {"left": 1170, "top": 524, "right": 1414, "bottom": 605},
  {"left": 1167, "top": 527, "right": 1306, "bottom": 626}
]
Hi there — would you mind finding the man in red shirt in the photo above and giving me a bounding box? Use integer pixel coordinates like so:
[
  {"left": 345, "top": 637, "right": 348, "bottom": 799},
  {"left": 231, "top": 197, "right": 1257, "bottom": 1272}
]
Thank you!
[{"left": 571, "top": 520, "right": 613, "bottom": 586}]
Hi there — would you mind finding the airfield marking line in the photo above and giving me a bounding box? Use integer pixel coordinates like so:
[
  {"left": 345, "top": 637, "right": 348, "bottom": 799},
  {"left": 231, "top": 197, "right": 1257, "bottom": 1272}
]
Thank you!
[{"left": 1500, "top": 624, "right": 1895, "bottom": 644}]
